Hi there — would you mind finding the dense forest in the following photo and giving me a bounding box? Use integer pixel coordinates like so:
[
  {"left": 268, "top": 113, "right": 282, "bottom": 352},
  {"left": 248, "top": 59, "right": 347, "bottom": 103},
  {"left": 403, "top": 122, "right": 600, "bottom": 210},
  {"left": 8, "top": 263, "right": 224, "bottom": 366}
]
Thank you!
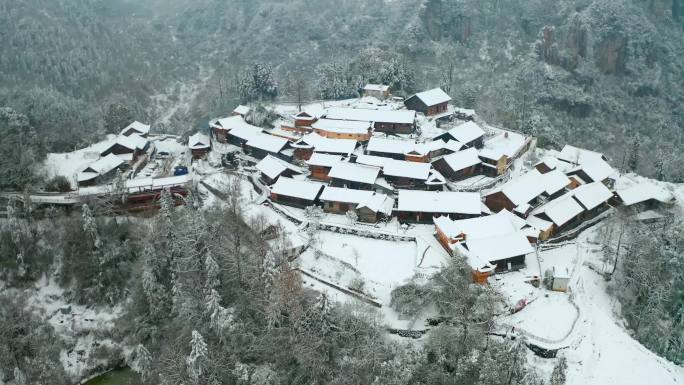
[{"left": 0, "top": 0, "right": 682, "bottom": 179}]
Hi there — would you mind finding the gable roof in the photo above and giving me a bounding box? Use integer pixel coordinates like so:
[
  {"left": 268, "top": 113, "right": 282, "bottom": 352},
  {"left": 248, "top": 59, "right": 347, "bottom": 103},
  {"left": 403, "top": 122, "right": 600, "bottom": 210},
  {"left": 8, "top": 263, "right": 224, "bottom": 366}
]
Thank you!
[
  {"left": 496, "top": 169, "right": 570, "bottom": 206},
  {"left": 382, "top": 159, "right": 431, "bottom": 180},
  {"left": 233, "top": 105, "right": 250, "bottom": 115},
  {"left": 356, "top": 154, "right": 389, "bottom": 168},
  {"left": 328, "top": 162, "right": 380, "bottom": 185},
  {"left": 433, "top": 209, "right": 525, "bottom": 240},
  {"left": 367, "top": 137, "right": 416, "bottom": 155},
  {"left": 615, "top": 183, "right": 675, "bottom": 206},
  {"left": 270, "top": 177, "right": 324, "bottom": 201},
  {"left": 307, "top": 153, "right": 343, "bottom": 167},
  {"left": 571, "top": 182, "right": 613, "bottom": 210},
  {"left": 296, "top": 133, "right": 357, "bottom": 155},
  {"left": 464, "top": 232, "right": 534, "bottom": 263},
  {"left": 324, "top": 107, "right": 416, "bottom": 124},
  {"left": 409, "top": 88, "right": 451, "bottom": 106},
  {"left": 396, "top": 190, "right": 481, "bottom": 215},
  {"left": 120, "top": 121, "right": 150, "bottom": 136},
  {"left": 319, "top": 186, "right": 376, "bottom": 205},
  {"left": 557, "top": 144, "right": 616, "bottom": 182},
  {"left": 533, "top": 193, "right": 585, "bottom": 227},
  {"left": 439, "top": 147, "right": 481, "bottom": 172},
  {"left": 363, "top": 84, "right": 390, "bottom": 92},
  {"left": 311, "top": 118, "right": 372, "bottom": 134},
  {"left": 256, "top": 155, "right": 300, "bottom": 179},
  {"left": 444, "top": 121, "right": 485, "bottom": 145},
  {"left": 80, "top": 154, "right": 124, "bottom": 180},
  {"left": 357, "top": 193, "right": 395, "bottom": 215},
  {"left": 478, "top": 131, "right": 528, "bottom": 161},
  {"left": 246, "top": 133, "right": 289, "bottom": 153},
  {"left": 188, "top": 132, "right": 210, "bottom": 149}
]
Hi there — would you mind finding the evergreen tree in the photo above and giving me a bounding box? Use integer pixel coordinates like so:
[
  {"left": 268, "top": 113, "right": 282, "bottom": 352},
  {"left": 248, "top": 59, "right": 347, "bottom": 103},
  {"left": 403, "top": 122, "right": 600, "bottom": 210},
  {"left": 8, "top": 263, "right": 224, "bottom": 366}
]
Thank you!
[
  {"left": 550, "top": 356, "right": 567, "bottom": 385},
  {"left": 204, "top": 253, "right": 221, "bottom": 292},
  {"left": 186, "top": 330, "right": 209, "bottom": 383},
  {"left": 81, "top": 204, "right": 101, "bottom": 249},
  {"left": 654, "top": 151, "right": 665, "bottom": 181},
  {"left": 103, "top": 102, "right": 133, "bottom": 134},
  {"left": 627, "top": 136, "right": 640, "bottom": 172},
  {"left": 135, "top": 344, "right": 153, "bottom": 383}
]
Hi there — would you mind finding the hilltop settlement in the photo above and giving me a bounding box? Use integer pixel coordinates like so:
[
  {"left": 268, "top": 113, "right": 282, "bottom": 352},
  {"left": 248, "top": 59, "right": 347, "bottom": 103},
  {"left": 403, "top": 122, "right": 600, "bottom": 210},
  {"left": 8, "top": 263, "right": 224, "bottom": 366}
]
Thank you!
[{"left": 35, "top": 83, "right": 682, "bottom": 382}]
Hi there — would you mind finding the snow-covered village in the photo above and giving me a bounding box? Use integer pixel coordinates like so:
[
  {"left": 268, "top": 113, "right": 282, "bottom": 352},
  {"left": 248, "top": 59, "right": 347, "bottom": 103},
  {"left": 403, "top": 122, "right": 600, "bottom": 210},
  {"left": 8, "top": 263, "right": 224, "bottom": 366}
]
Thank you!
[
  {"left": 2, "top": 82, "right": 680, "bottom": 385},
  {"left": 2, "top": 2, "right": 684, "bottom": 384}
]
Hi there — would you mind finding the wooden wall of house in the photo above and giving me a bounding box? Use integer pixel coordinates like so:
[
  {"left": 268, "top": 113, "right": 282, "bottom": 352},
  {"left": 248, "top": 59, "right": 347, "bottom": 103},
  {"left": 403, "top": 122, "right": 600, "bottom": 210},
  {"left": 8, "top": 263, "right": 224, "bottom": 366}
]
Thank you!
[
  {"left": 356, "top": 207, "right": 380, "bottom": 223},
  {"left": 405, "top": 153, "right": 429, "bottom": 163},
  {"left": 395, "top": 210, "right": 479, "bottom": 223},
  {"left": 404, "top": 97, "right": 427, "bottom": 114},
  {"left": 385, "top": 175, "right": 425, "bottom": 190},
  {"left": 270, "top": 193, "right": 316, "bottom": 208},
  {"left": 432, "top": 159, "right": 479, "bottom": 181},
  {"left": 484, "top": 191, "right": 515, "bottom": 212},
  {"left": 191, "top": 148, "right": 209, "bottom": 159},
  {"left": 212, "top": 128, "right": 228, "bottom": 143},
  {"left": 309, "top": 165, "right": 332, "bottom": 180},
  {"left": 373, "top": 122, "right": 414, "bottom": 134},
  {"left": 492, "top": 254, "right": 526, "bottom": 272},
  {"left": 330, "top": 178, "right": 374, "bottom": 190},
  {"left": 313, "top": 129, "right": 370, "bottom": 141},
  {"left": 294, "top": 148, "right": 314, "bottom": 160},
  {"left": 322, "top": 200, "right": 354, "bottom": 214},
  {"left": 367, "top": 150, "right": 404, "bottom": 160},
  {"left": 425, "top": 102, "right": 449, "bottom": 116}
]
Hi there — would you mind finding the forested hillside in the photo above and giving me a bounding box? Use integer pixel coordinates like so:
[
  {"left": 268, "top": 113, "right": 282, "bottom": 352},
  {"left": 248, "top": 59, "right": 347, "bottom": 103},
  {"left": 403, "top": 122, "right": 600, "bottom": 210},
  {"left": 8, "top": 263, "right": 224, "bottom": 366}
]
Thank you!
[{"left": 1, "top": 0, "right": 682, "bottom": 172}]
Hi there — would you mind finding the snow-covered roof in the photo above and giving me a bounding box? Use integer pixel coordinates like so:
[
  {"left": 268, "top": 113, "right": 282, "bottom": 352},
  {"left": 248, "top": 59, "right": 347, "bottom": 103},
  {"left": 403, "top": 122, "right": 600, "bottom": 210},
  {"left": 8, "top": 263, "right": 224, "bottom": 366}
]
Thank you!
[
  {"left": 246, "top": 133, "right": 289, "bottom": 153},
  {"left": 229, "top": 124, "right": 262, "bottom": 142},
  {"left": 433, "top": 209, "right": 525, "bottom": 240},
  {"left": 444, "top": 121, "right": 485, "bottom": 145},
  {"left": 80, "top": 154, "right": 124, "bottom": 180},
  {"left": 478, "top": 131, "right": 528, "bottom": 161},
  {"left": 496, "top": 169, "right": 570, "bottom": 206},
  {"left": 213, "top": 115, "right": 262, "bottom": 133},
  {"left": 533, "top": 193, "right": 585, "bottom": 227},
  {"left": 464, "top": 232, "right": 534, "bottom": 263},
  {"left": 571, "top": 182, "right": 613, "bottom": 210},
  {"left": 558, "top": 144, "right": 606, "bottom": 164},
  {"left": 367, "top": 137, "right": 415, "bottom": 155},
  {"left": 152, "top": 174, "right": 190, "bottom": 188},
  {"left": 270, "top": 177, "right": 324, "bottom": 201},
  {"left": 396, "top": 190, "right": 481, "bottom": 215},
  {"left": 307, "top": 153, "right": 343, "bottom": 167},
  {"left": 536, "top": 156, "right": 560, "bottom": 170},
  {"left": 233, "top": 105, "right": 250, "bottom": 115},
  {"left": 357, "top": 193, "right": 395, "bottom": 215},
  {"left": 328, "top": 162, "right": 380, "bottom": 185},
  {"left": 120, "top": 121, "right": 150, "bottom": 136},
  {"left": 382, "top": 159, "right": 431, "bottom": 180},
  {"left": 104, "top": 134, "right": 148, "bottom": 153},
  {"left": 363, "top": 84, "right": 390, "bottom": 92},
  {"left": 526, "top": 215, "right": 553, "bottom": 231},
  {"left": 297, "top": 133, "right": 357, "bottom": 155},
  {"left": 439, "top": 147, "right": 481, "bottom": 171},
  {"left": 293, "top": 111, "right": 317, "bottom": 120},
  {"left": 410, "top": 88, "right": 451, "bottom": 106},
  {"left": 355, "top": 154, "right": 389, "bottom": 168},
  {"left": 426, "top": 169, "right": 447, "bottom": 185},
  {"left": 324, "top": 107, "right": 416, "bottom": 124},
  {"left": 557, "top": 144, "right": 616, "bottom": 183},
  {"left": 615, "top": 183, "right": 675, "bottom": 206},
  {"left": 256, "top": 155, "right": 300, "bottom": 179},
  {"left": 188, "top": 132, "right": 210, "bottom": 150},
  {"left": 312, "top": 118, "right": 372, "bottom": 134},
  {"left": 319, "top": 186, "right": 376, "bottom": 205}
]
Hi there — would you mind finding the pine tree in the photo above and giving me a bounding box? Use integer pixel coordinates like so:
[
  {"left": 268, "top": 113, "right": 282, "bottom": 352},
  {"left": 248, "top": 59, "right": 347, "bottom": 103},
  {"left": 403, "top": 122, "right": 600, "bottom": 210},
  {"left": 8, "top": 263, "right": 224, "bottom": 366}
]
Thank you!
[
  {"left": 627, "top": 136, "right": 640, "bottom": 172},
  {"left": 654, "top": 151, "right": 665, "bottom": 181},
  {"left": 186, "top": 330, "right": 208, "bottom": 383},
  {"left": 13, "top": 367, "right": 27, "bottom": 385},
  {"left": 81, "top": 204, "right": 101, "bottom": 248},
  {"left": 204, "top": 254, "right": 221, "bottom": 292},
  {"left": 135, "top": 344, "right": 153, "bottom": 382},
  {"left": 103, "top": 102, "right": 133, "bottom": 134}
]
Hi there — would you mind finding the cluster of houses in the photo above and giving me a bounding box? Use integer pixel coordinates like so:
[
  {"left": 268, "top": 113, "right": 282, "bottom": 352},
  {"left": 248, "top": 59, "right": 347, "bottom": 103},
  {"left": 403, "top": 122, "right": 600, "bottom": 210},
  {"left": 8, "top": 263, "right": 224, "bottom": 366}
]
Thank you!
[
  {"left": 193, "top": 85, "right": 676, "bottom": 284},
  {"left": 78, "top": 121, "right": 152, "bottom": 187}
]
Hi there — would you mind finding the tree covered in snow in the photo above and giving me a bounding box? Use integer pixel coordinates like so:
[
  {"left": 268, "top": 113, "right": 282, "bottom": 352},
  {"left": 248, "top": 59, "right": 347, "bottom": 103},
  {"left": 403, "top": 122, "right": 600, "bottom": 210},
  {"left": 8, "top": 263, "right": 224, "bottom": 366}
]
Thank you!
[
  {"left": 0, "top": 107, "right": 43, "bottom": 190},
  {"left": 550, "top": 356, "right": 568, "bottom": 385},
  {"left": 103, "top": 102, "right": 134, "bottom": 134},
  {"left": 237, "top": 63, "right": 278, "bottom": 102},
  {"left": 315, "top": 61, "right": 359, "bottom": 100}
]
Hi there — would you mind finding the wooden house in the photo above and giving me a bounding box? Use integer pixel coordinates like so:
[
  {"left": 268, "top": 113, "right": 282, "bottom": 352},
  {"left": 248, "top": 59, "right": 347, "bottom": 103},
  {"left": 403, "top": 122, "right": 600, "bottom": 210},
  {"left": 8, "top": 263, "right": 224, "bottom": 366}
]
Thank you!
[
  {"left": 232, "top": 105, "right": 250, "bottom": 117},
  {"left": 328, "top": 162, "right": 380, "bottom": 190},
  {"left": 431, "top": 148, "right": 481, "bottom": 181},
  {"left": 256, "top": 155, "right": 302, "bottom": 185},
  {"left": 77, "top": 154, "right": 125, "bottom": 187},
  {"left": 571, "top": 182, "right": 613, "bottom": 220},
  {"left": 557, "top": 144, "right": 617, "bottom": 187},
  {"left": 269, "top": 177, "right": 325, "bottom": 208},
  {"left": 120, "top": 121, "right": 150, "bottom": 138},
  {"left": 210, "top": 116, "right": 262, "bottom": 146},
  {"left": 394, "top": 190, "right": 481, "bottom": 223},
  {"left": 534, "top": 157, "right": 560, "bottom": 174},
  {"left": 324, "top": 107, "right": 416, "bottom": 134},
  {"left": 291, "top": 133, "right": 357, "bottom": 160},
  {"left": 188, "top": 132, "right": 211, "bottom": 159},
  {"left": 318, "top": 187, "right": 394, "bottom": 222},
  {"left": 245, "top": 133, "right": 290, "bottom": 160},
  {"left": 484, "top": 169, "right": 571, "bottom": 216},
  {"left": 306, "top": 153, "right": 343, "bottom": 181},
  {"left": 381, "top": 159, "right": 432, "bottom": 190},
  {"left": 433, "top": 121, "right": 485, "bottom": 149},
  {"left": 280, "top": 111, "right": 316, "bottom": 134},
  {"left": 478, "top": 131, "right": 531, "bottom": 176},
  {"left": 613, "top": 183, "right": 675, "bottom": 212},
  {"left": 311, "top": 118, "right": 372, "bottom": 141},
  {"left": 530, "top": 192, "right": 585, "bottom": 236},
  {"left": 100, "top": 134, "right": 149, "bottom": 163},
  {"left": 362, "top": 84, "right": 390, "bottom": 99},
  {"left": 366, "top": 137, "right": 414, "bottom": 160},
  {"left": 404, "top": 88, "right": 451, "bottom": 116}
]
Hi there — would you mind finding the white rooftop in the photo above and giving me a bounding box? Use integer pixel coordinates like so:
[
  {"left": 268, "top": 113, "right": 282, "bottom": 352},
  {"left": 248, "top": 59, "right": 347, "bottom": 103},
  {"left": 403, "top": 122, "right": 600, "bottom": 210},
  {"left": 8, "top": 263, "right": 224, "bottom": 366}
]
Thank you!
[
  {"left": 396, "top": 190, "right": 481, "bottom": 215},
  {"left": 411, "top": 88, "right": 452, "bottom": 106},
  {"left": 324, "top": 107, "right": 416, "bottom": 124},
  {"left": 444, "top": 121, "right": 485, "bottom": 145},
  {"left": 188, "top": 132, "right": 210, "bottom": 150},
  {"left": 382, "top": 159, "right": 431, "bottom": 180},
  {"left": 363, "top": 84, "right": 390, "bottom": 92},
  {"left": 320, "top": 186, "right": 376, "bottom": 205},
  {"left": 246, "top": 133, "right": 289, "bottom": 153},
  {"left": 534, "top": 193, "right": 585, "bottom": 227},
  {"left": 328, "top": 162, "right": 381, "bottom": 185},
  {"left": 434, "top": 209, "right": 524, "bottom": 240},
  {"left": 557, "top": 144, "right": 616, "bottom": 183},
  {"left": 233, "top": 105, "right": 250, "bottom": 115},
  {"left": 615, "top": 183, "right": 675, "bottom": 206},
  {"left": 298, "top": 133, "right": 357, "bottom": 155},
  {"left": 270, "top": 177, "right": 324, "bottom": 201},
  {"left": 121, "top": 121, "right": 150, "bottom": 135},
  {"left": 357, "top": 193, "right": 395, "bottom": 215},
  {"left": 311, "top": 118, "right": 372, "bottom": 134},
  {"left": 367, "top": 137, "right": 415, "bottom": 155},
  {"left": 79, "top": 154, "right": 124, "bottom": 181},
  {"left": 306, "top": 153, "right": 343, "bottom": 167},
  {"left": 464, "top": 231, "right": 534, "bottom": 263},
  {"left": 478, "top": 131, "right": 528, "bottom": 161},
  {"left": 439, "top": 147, "right": 481, "bottom": 171},
  {"left": 571, "top": 182, "right": 613, "bottom": 210},
  {"left": 355, "top": 154, "right": 389, "bottom": 168},
  {"left": 256, "top": 155, "right": 299, "bottom": 180}
]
